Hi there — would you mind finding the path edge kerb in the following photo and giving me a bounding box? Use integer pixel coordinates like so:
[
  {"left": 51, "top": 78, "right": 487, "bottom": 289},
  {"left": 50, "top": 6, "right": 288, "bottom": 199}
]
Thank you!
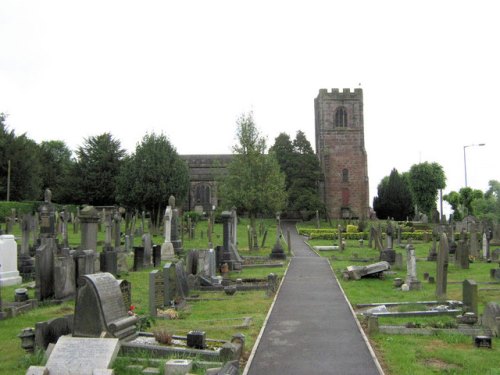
[
  {"left": 327, "top": 258, "right": 386, "bottom": 375},
  {"left": 241, "top": 258, "right": 292, "bottom": 375}
]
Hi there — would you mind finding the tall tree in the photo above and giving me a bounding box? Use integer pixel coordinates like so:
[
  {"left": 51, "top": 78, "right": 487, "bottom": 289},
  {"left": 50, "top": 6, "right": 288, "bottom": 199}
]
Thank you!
[
  {"left": 270, "top": 130, "right": 323, "bottom": 213},
  {"left": 444, "top": 187, "right": 483, "bottom": 220},
  {"left": 0, "top": 113, "right": 42, "bottom": 200},
  {"left": 73, "top": 133, "right": 126, "bottom": 205},
  {"left": 39, "top": 140, "right": 75, "bottom": 203},
  {"left": 219, "top": 112, "right": 287, "bottom": 232},
  {"left": 471, "top": 180, "right": 500, "bottom": 223},
  {"left": 373, "top": 168, "right": 414, "bottom": 220},
  {"left": 408, "top": 162, "right": 446, "bottom": 216},
  {"left": 116, "top": 132, "right": 189, "bottom": 225}
]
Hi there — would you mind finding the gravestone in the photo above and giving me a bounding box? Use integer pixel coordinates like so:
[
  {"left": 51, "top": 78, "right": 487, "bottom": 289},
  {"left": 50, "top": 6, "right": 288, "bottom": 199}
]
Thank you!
[
  {"left": 491, "top": 249, "right": 500, "bottom": 261},
  {"left": 386, "top": 220, "right": 393, "bottom": 249},
  {"left": 175, "top": 260, "right": 189, "bottom": 298},
  {"left": 113, "top": 210, "right": 122, "bottom": 251},
  {"left": 149, "top": 270, "right": 165, "bottom": 317},
  {"left": 119, "top": 279, "right": 132, "bottom": 310},
  {"left": 161, "top": 205, "right": 175, "bottom": 260},
  {"left": 436, "top": 233, "right": 449, "bottom": 300},
  {"left": 142, "top": 233, "right": 153, "bottom": 267},
  {"left": 73, "top": 272, "right": 138, "bottom": 340},
  {"left": 79, "top": 206, "right": 100, "bottom": 252},
  {"left": 28, "top": 336, "right": 120, "bottom": 375},
  {"left": 169, "top": 196, "right": 183, "bottom": 255},
  {"left": 73, "top": 249, "right": 96, "bottom": 284},
  {"left": 470, "top": 230, "right": 479, "bottom": 258},
  {"left": 53, "top": 255, "right": 76, "bottom": 300},
  {"left": 270, "top": 213, "right": 286, "bottom": 260},
  {"left": 462, "top": 279, "right": 478, "bottom": 315},
  {"left": 405, "top": 244, "right": 421, "bottom": 290},
  {"left": 152, "top": 244, "right": 161, "bottom": 267},
  {"left": 456, "top": 240, "right": 470, "bottom": 269},
  {"left": 368, "top": 225, "right": 374, "bottom": 248},
  {"left": 0, "top": 235, "right": 22, "bottom": 286},
  {"left": 133, "top": 247, "right": 145, "bottom": 271},
  {"left": 481, "top": 302, "right": 500, "bottom": 336},
  {"left": 230, "top": 207, "right": 238, "bottom": 254},
  {"left": 393, "top": 252, "right": 403, "bottom": 270},
  {"left": 35, "top": 239, "right": 56, "bottom": 300},
  {"left": 100, "top": 250, "right": 118, "bottom": 276},
  {"left": 379, "top": 248, "right": 395, "bottom": 265},
  {"left": 34, "top": 315, "right": 73, "bottom": 351},
  {"left": 163, "top": 262, "right": 176, "bottom": 306},
  {"left": 427, "top": 232, "right": 438, "bottom": 261}
]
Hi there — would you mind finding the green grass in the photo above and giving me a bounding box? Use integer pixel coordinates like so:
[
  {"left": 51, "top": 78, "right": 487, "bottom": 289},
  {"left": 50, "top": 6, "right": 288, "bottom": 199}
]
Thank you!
[
  {"left": 0, "top": 217, "right": 286, "bottom": 374},
  {"left": 306, "top": 231, "right": 500, "bottom": 375}
]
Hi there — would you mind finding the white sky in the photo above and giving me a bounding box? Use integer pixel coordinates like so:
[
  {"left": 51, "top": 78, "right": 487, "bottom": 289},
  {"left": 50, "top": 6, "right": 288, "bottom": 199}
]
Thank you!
[{"left": 1, "top": 1, "right": 499, "bottom": 213}]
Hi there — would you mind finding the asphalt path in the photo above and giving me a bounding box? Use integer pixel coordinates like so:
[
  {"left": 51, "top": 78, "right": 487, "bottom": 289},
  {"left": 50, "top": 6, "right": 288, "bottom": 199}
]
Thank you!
[{"left": 244, "top": 222, "right": 383, "bottom": 375}]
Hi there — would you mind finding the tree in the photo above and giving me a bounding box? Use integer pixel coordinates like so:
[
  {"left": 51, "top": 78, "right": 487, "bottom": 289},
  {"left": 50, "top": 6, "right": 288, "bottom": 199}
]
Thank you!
[
  {"left": 0, "top": 113, "right": 42, "bottom": 200},
  {"left": 408, "top": 162, "right": 446, "bottom": 216},
  {"left": 373, "top": 169, "right": 414, "bottom": 220},
  {"left": 38, "top": 140, "right": 75, "bottom": 203},
  {"left": 219, "top": 112, "right": 287, "bottom": 232},
  {"left": 73, "top": 133, "right": 126, "bottom": 205},
  {"left": 116, "top": 132, "right": 189, "bottom": 226},
  {"left": 270, "top": 130, "right": 323, "bottom": 214},
  {"left": 471, "top": 180, "right": 500, "bottom": 223}
]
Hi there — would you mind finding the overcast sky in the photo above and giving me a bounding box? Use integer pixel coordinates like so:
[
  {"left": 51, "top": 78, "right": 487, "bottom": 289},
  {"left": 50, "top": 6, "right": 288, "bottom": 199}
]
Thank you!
[{"left": 1, "top": 1, "right": 499, "bottom": 213}]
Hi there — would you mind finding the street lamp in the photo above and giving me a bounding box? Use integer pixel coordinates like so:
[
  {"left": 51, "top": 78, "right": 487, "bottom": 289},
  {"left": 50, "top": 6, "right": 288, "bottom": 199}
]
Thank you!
[{"left": 463, "top": 143, "right": 485, "bottom": 187}]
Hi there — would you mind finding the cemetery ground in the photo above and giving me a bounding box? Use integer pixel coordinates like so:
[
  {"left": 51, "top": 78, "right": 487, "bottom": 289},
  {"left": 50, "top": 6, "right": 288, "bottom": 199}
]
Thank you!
[
  {"left": 305, "top": 224, "right": 500, "bottom": 375},
  {"left": 0, "top": 217, "right": 286, "bottom": 375}
]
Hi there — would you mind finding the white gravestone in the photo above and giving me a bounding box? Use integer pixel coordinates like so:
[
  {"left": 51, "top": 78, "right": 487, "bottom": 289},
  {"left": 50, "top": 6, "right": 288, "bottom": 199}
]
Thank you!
[
  {"left": 161, "top": 206, "right": 175, "bottom": 260},
  {"left": 0, "top": 234, "right": 22, "bottom": 286}
]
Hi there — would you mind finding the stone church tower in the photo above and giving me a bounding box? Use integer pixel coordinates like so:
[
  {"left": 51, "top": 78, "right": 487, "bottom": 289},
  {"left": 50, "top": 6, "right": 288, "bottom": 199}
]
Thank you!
[{"left": 315, "top": 88, "right": 369, "bottom": 219}]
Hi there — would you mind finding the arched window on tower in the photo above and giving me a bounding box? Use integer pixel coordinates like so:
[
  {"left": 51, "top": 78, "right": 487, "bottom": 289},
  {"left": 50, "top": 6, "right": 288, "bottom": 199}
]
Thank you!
[
  {"left": 342, "top": 168, "right": 349, "bottom": 183},
  {"left": 335, "top": 107, "right": 348, "bottom": 128}
]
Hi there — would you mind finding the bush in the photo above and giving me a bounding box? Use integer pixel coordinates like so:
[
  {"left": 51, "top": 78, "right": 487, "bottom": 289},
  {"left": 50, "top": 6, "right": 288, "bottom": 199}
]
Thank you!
[{"left": 346, "top": 225, "right": 358, "bottom": 233}]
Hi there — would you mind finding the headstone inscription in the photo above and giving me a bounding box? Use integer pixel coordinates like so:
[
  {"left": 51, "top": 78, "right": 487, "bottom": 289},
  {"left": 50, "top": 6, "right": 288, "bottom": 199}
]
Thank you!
[
  {"left": 149, "top": 270, "right": 165, "bottom": 317},
  {"left": 27, "top": 336, "right": 120, "bottom": 375},
  {"left": 73, "top": 272, "right": 138, "bottom": 341}
]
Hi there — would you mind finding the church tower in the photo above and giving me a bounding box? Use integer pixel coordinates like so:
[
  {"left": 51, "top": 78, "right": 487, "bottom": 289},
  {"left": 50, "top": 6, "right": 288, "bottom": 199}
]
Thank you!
[{"left": 315, "top": 88, "right": 369, "bottom": 219}]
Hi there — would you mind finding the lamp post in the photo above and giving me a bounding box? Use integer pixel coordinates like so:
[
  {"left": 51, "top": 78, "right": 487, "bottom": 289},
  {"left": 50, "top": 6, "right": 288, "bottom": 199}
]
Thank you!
[{"left": 463, "top": 143, "right": 485, "bottom": 187}]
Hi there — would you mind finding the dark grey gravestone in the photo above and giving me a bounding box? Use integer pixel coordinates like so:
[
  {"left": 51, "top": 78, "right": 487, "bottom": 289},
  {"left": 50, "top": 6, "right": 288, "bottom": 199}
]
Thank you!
[
  {"left": 34, "top": 315, "right": 73, "bottom": 350},
  {"left": 186, "top": 250, "right": 199, "bottom": 275},
  {"left": 133, "top": 247, "right": 145, "bottom": 271},
  {"left": 100, "top": 250, "right": 118, "bottom": 276},
  {"left": 436, "top": 233, "right": 449, "bottom": 300},
  {"left": 463, "top": 279, "right": 478, "bottom": 315},
  {"left": 175, "top": 260, "right": 189, "bottom": 298},
  {"left": 491, "top": 268, "right": 500, "bottom": 280},
  {"left": 149, "top": 270, "right": 164, "bottom": 317},
  {"left": 43, "top": 336, "right": 119, "bottom": 375},
  {"left": 152, "top": 245, "right": 161, "bottom": 267},
  {"left": 53, "top": 255, "right": 76, "bottom": 300},
  {"left": 482, "top": 302, "right": 500, "bottom": 336},
  {"left": 73, "top": 249, "right": 96, "bottom": 283},
  {"left": 35, "top": 240, "right": 55, "bottom": 301},
  {"left": 73, "top": 272, "right": 138, "bottom": 341},
  {"left": 491, "top": 249, "right": 500, "bottom": 261},
  {"left": 470, "top": 230, "right": 479, "bottom": 258},
  {"left": 119, "top": 279, "right": 132, "bottom": 310},
  {"left": 142, "top": 233, "right": 153, "bottom": 267},
  {"left": 379, "top": 249, "right": 396, "bottom": 264},
  {"left": 163, "top": 262, "right": 176, "bottom": 306}
]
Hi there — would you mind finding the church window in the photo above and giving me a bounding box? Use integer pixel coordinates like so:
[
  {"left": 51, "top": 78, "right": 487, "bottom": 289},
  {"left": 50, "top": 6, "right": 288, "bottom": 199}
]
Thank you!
[
  {"left": 335, "top": 107, "right": 348, "bottom": 127},
  {"left": 342, "top": 168, "right": 349, "bottom": 182}
]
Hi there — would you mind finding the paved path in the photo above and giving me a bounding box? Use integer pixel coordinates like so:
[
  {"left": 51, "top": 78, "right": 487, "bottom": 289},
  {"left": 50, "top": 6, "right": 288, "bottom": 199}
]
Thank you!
[{"left": 244, "top": 222, "right": 383, "bottom": 375}]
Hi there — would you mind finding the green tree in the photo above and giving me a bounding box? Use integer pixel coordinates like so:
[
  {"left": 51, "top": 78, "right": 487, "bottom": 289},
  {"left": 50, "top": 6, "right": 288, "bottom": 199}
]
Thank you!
[
  {"left": 0, "top": 113, "right": 42, "bottom": 200},
  {"left": 408, "top": 162, "right": 446, "bottom": 216},
  {"left": 373, "top": 168, "right": 414, "bottom": 220},
  {"left": 116, "top": 132, "right": 189, "bottom": 226},
  {"left": 472, "top": 180, "right": 500, "bottom": 223},
  {"left": 39, "top": 140, "right": 75, "bottom": 203},
  {"left": 73, "top": 133, "right": 126, "bottom": 205},
  {"left": 270, "top": 130, "right": 323, "bottom": 214},
  {"left": 219, "top": 112, "right": 287, "bottom": 234},
  {"left": 444, "top": 187, "right": 484, "bottom": 221}
]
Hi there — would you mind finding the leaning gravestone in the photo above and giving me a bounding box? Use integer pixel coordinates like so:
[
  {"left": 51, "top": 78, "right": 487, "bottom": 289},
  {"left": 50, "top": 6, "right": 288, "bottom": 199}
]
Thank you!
[
  {"left": 27, "top": 336, "right": 120, "bottom": 375},
  {"left": 73, "top": 272, "right": 138, "bottom": 341}
]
